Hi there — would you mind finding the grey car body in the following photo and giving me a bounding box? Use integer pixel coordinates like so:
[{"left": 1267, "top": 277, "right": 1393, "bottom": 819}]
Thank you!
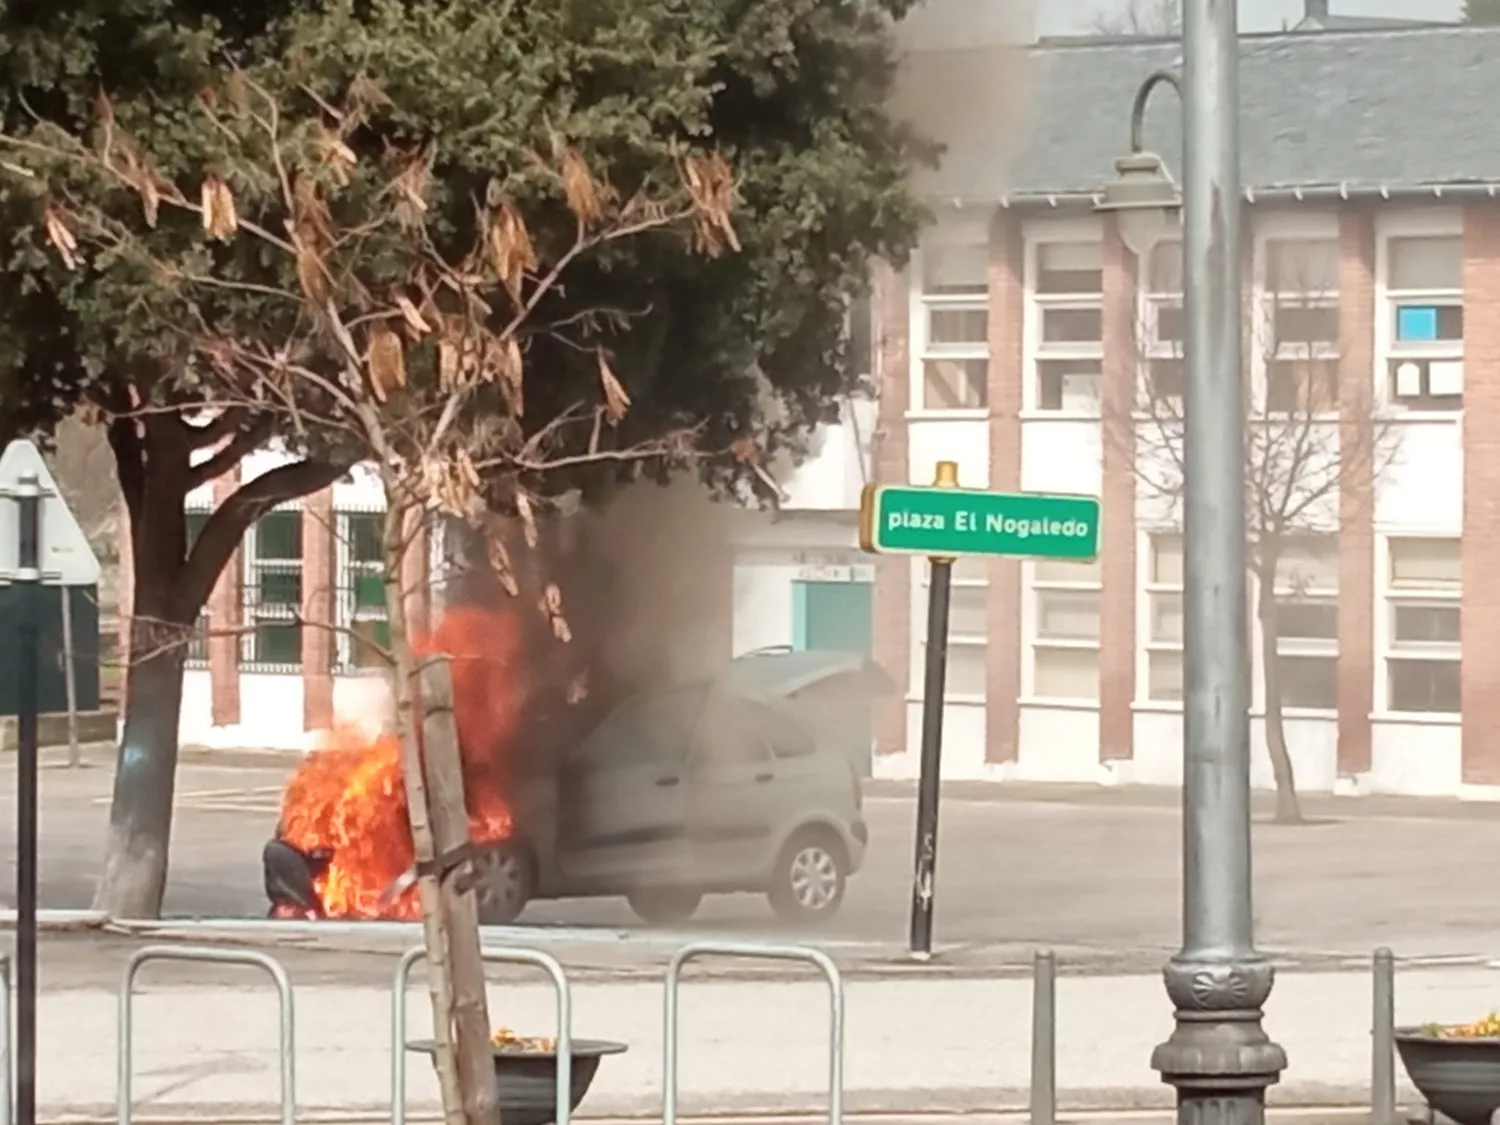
[{"left": 479, "top": 648, "right": 890, "bottom": 924}]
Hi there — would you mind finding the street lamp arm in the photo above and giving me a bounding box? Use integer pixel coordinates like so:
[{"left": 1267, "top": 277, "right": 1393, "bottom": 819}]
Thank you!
[{"left": 1129, "top": 69, "right": 1183, "bottom": 155}]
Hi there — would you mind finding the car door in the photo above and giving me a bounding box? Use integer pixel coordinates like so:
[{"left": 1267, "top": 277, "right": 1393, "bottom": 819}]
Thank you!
[
  {"left": 557, "top": 685, "right": 706, "bottom": 887},
  {"left": 685, "top": 690, "right": 783, "bottom": 884}
]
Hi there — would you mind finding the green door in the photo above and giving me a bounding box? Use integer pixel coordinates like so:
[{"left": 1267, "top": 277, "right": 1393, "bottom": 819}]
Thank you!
[{"left": 793, "top": 580, "right": 874, "bottom": 775}]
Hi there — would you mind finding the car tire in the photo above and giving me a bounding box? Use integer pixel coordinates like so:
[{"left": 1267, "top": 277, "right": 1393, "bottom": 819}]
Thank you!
[
  {"left": 626, "top": 887, "right": 703, "bottom": 926},
  {"left": 473, "top": 841, "right": 535, "bottom": 926},
  {"left": 768, "top": 828, "right": 847, "bottom": 925}
]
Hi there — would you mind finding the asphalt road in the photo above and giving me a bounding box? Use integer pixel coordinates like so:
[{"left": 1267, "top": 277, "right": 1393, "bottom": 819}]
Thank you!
[{"left": 3, "top": 754, "right": 1500, "bottom": 958}]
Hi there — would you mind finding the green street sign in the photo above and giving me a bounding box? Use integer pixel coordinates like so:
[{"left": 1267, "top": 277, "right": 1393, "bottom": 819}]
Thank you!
[{"left": 859, "top": 484, "right": 1101, "bottom": 560}]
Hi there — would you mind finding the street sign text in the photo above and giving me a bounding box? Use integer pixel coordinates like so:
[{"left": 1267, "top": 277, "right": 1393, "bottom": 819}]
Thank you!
[{"left": 860, "top": 485, "right": 1101, "bottom": 560}]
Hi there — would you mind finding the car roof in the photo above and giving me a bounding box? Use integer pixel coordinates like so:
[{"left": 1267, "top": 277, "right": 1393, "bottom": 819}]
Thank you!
[{"left": 719, "top": 648, "right": 893, "bottom": 701}]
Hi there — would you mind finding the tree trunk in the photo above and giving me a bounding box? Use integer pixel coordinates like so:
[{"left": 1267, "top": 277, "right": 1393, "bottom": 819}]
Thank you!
[
  {"left": 92, "top": 559, "right": 194, "bottom": 917},
  {"left": 383, "top": 495, "right": 494, "bottom": 1125},
  {"left": 1257, "top": 570, "right": 1304, "bottom": 824},
  {"left": 418, "top": 655, "right": 500, "bottom": 1125}
]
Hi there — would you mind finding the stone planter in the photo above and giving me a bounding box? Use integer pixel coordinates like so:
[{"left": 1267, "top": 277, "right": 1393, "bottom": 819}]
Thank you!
[
  {"left": 1396, "top": 1028, "right": 1500, "bottom": 1125},
  {"left": 408, "top": 1038, "right": 627, "bottom": 1125}
]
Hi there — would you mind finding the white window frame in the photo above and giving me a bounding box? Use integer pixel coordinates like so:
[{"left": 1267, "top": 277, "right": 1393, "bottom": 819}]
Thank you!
[
  {"left": 1138, "top": 238, "right": 1184, "bottom": 408},
  {"left": 1021, "top": 556, "right": 1101, "bottom": 705},
  {"left": 1021, "top": 218, "right": 1104, "bottom": 416},
  {"left": 1137, "top": 530, "right": 1184, "bottom": 706},
  {"left": 1376, "top": 533, "right": 1461, "bottom": 719},
  {"left": 1251, "top": 213, "right": 1341, "bottom": 418},
  {"left": 1252, "top": 533, "right": 1340, "bottom": 715},
  {"left": 909, "top": 211, "right": 991, "bottom": 417},
  {"left": 240, "top": 502, "right": 303, "bottom": 672},
  {"left": 1374, "top": 210, "right": 1464, "bottom": 415},
  {"left": 910, "top": 555, "right": 988, "bottom": 702},
  {"left": 334, "top": 508, "right": 389, "bottom": 674}
]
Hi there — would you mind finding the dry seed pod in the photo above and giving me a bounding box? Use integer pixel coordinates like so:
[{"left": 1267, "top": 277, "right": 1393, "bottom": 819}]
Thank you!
[
  {"left": 201, "top": 174, "right": 238, "bottom": 241},
  {"left": 516, "top": 491, "right": 538, "bottom": 549},
  {"left": 395, "top": 296, "right": 431, "bottom": 336},
  {"left": 597, "top": 350, "right": 630, "bottom": 423},
  {"left": 557, "top": 144, "right": 603, "bottom": 224},
  {"left": 488, "top": 202, "right": 536, "bottom": 298},
  {"left": 366, "top": 328, "right": 407, "bottom": 402},
  {"left": 43, "top": 205, "right": 79, "bottom": 270}
]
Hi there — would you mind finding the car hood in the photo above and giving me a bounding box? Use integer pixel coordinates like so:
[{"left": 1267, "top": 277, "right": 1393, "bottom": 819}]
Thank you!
[{"left": 723, "top": 649, "right": 896, "bottom": 701}]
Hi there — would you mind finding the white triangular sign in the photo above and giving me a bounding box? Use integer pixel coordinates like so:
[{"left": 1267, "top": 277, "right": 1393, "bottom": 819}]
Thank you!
[{"left": 0, "top": 439, "right": 102, "bottom": 585}]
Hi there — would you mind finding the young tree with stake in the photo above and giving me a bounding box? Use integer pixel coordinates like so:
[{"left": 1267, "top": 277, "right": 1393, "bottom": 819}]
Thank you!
[{"left": 6, "top": 63, "right": 735, "bottom": 1125}]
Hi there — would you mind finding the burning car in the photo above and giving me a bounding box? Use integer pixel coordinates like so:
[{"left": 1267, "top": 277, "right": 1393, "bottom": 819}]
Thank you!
[{"left": 265, "top": 647, "right": 890, "bottom": 926}]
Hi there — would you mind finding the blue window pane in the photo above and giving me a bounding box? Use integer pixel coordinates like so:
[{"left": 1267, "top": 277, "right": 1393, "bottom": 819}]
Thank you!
[{"left": 1397, "top": 305, "right": 1439, "bottom": 342}]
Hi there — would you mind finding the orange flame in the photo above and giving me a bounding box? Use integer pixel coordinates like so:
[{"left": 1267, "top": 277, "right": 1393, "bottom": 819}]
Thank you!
[{"left": 277, "top": 607, "right": 526, "bottom": 919}]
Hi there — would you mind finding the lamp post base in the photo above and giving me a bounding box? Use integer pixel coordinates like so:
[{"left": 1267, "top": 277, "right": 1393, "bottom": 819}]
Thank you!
[{"left": 1153, "top": 957, "right": 1288, "bottom": 1125}]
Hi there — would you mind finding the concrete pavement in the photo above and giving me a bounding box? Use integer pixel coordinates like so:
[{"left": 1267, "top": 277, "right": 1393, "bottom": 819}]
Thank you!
[{"left": 23, "top": 936, "right": 1495, "bottom": 1122}]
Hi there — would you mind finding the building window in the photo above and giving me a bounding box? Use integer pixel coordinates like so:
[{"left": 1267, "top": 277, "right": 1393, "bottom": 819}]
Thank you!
[
  {"left": 916, "top": 240, "right": 989, "bottom": 411},
  {"left": 1259, "top": 238, "right": 1340, "bottom": 413},
  {"left": 1026, "top": 239, "right": 1103, "bottom": 411},
  {"left": 242, "top": 508, "right": 303, "bottom": 671},
  {"left": 1262, "top": 535, "right": 1339, "bottom": 711},
  {"left": 336, "top": 511, "right": 390, "bottom": 671},
  {"left": 1027, "top": 556, "right": 1100, "bottom": 700},
  {"left": 1383, "top": 537, "right": 1460, "bottom": 714},
  {"left": 184, "top": 508, "right": 211, "bottom": 666},
  {"left": 1144, "top": 533, "right": 1184, "bottom": 701},
  {"left": 920, "top": 556, "right": 987, "bottom": 698},
  {"left": 1141, "top": 241, "right": 1184, "bottom": 403},
  {"left": 1381, "top": 234, "right": 1462, "bottom": 411}
]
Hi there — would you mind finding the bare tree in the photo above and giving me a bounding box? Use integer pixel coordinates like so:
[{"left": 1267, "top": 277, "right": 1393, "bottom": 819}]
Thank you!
[
  {"left": 1088, "top": 0, "right": 1181, "bottom": 36},
  {"left": 10, "top": 70, "right": 735, "bottom": 1125},
  {"left": 1107, "top": 238, "right": 1398, "bottom": 823}
]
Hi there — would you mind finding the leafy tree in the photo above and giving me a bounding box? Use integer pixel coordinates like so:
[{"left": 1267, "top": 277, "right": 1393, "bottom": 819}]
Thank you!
[
  {"left": 0, "top": 0, "right": 928, "bottom": 918},
  {"left": 1466, "top": 0, "right": 1500, "bottom": 23}
]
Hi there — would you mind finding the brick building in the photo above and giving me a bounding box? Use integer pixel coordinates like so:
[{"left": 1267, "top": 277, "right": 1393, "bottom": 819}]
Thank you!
[{"left": 869, "top": 21, "right": 1500, "bottom": 798}]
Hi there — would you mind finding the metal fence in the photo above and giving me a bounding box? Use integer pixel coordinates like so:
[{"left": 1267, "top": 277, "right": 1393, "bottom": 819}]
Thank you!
[
  {"left": 391, "top": 944, "right": 576, "bottom": 1125},
  {"left": 0, "top": 935, "right": 1428, "bottom": 1125},
  {"left": 117, "top": 946, "right": 295, "bottom": 1125},
  {"left": 663, "top": 941, "right": 845, "bottom": 1125}
]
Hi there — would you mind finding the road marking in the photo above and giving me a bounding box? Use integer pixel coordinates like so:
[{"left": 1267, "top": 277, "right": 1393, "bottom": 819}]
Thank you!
[{"left": 92, "top": 784, "right": 284, "bottom": 814}]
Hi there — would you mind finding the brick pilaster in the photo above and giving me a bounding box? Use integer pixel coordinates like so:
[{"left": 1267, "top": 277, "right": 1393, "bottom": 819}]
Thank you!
[
  {"left": 1461, "top": 205, "right": 1500, "bottom": 785},
  {"left": 301, "top": 488, "right": 335, "bottom": 732},
  {"left": 871, "top": 259, "right": 911, "bottom": 756},
  {"left": 1099, "top": 220, "right": 1138, "bottom": 762},
  {"left": 207, "top": 470, "right": 241, "bottom": 726},
  {"left": 1336, "top": 208, "right": 1377, "bottom": 779},
  {"left": 985, "top": 210, "right": 1023, "bottom": 764}
]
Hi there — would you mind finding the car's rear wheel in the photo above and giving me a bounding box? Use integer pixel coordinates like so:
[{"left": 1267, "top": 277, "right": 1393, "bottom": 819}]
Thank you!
[
  {"left": 474, "top": 841, "right": 534, "bottom": 926},
  {"left": 768, "top": 828, "right": 847, "bottom": 924},
  {"left": 627, "top": 887, "right": 703, "bottom": 926}
]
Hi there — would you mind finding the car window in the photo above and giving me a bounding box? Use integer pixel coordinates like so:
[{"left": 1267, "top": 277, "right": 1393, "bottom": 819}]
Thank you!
[
  {"left": 577, "top": 687, "right": 706, "bottom": 770},
  {"left": 693, "top": 695, "right": 772, "bottom": 766},
  {"left": 744, "top": 700, "right": 817, "bottom": 760}
]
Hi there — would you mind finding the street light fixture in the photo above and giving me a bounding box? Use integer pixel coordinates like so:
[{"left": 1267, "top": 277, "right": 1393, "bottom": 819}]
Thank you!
[
  {"left": 1098, "top": 8, "right": 1287, "bottom": 1125},
  {"left": 1096, "top": 69, "right": 1183, "bottom": 258}
]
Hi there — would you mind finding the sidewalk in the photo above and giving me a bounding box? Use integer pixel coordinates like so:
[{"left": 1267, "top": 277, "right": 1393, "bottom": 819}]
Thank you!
[{"left": 34, "top": 961, "right": 1500, "bottom": 1121}]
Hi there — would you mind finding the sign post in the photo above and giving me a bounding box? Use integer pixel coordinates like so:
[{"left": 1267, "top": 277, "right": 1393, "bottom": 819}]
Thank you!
[
  {"left": 859, "top": 464, "right": 1101, "bottom": 959},
  {"left": 0, "top": 440, "right": 102, "bottom": 1125},
  {"left": 10, "top": 471, "right": 40, "bottom": 1125}
]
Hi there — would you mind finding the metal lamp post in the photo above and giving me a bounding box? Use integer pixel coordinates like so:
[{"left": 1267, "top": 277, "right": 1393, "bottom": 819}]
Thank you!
[{"left": 1096, "top": 3, "right": 1287, "bottom": 1125}]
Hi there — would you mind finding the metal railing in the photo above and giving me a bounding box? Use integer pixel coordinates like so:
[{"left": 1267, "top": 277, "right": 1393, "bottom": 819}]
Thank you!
[
  {"left": 391, "top": 945, "right": 575, "bottom": 1125},
  {"left": 663, "top": 941, "right": 844, "bottom": 1125},
  {"left": 118, "top": 946, "right": 296, "bottom": 1125},
  {"left": 1030, "top": 949, "right": 1056, "bottom": 1125}
]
